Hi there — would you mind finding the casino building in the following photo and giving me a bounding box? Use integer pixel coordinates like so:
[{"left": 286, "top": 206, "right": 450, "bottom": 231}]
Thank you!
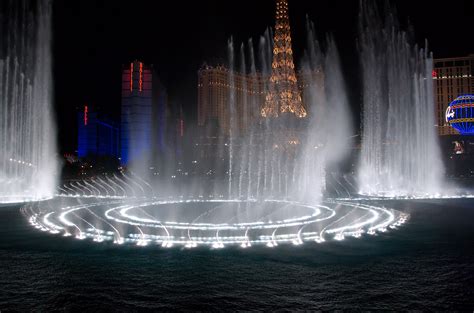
[
  {"left": 197, "top": 66, "right": 323, "bottom": 134},
  {"left": 77, "top": 105, "right": 119, "bottom": 159},
  {"left": 120, "top": 60, "right": 168, "bottom": 165},
  {"left": 433, "top": 54, "right": 474, "bottom": 135}
]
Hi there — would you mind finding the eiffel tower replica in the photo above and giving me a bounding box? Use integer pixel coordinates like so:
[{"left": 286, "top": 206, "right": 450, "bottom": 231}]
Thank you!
[
  {"left": 260, "top": 0, "right": 307, "bottom": 152},
  {"left": 261, "top": 0, "right": 307, "bottom": 119}
]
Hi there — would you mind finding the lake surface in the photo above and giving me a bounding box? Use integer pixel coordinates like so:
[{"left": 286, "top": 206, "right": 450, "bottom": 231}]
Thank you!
[{"left": 1, "top": 199, "right": 473, "bottom": 310}]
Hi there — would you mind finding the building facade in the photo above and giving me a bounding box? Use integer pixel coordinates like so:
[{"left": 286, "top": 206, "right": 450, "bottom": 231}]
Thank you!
[
  {"left": 197, "top": 65, "right": 324, "bottom": 134},
  {"left": 433, "top": 54, "right": 474, "bottom": 135},
  {"left": 77, "top": 105, "right": 119, "bottom": 158},
  {"left": 120, "top": 60, "right": 168, "bottom": 165},
  {"left": 198, "top": 66, "right": 264, "bottom": 134}
]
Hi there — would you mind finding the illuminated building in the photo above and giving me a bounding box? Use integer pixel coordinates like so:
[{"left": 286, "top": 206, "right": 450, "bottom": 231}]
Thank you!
[
  {"left": 121, "top": 60, "right": 168, "bottom": 165},
  {"left": 433, "top": 54, "right": 474, "bottom": 135},
  {"left": 77, "top": 105, "right": 119, "bottom": 158},
  {"left": 197, "top": 66, "right": 322, "bottom": 134},
  {"left": 198, "top": 66, "right": 265, "bottom": 134}
]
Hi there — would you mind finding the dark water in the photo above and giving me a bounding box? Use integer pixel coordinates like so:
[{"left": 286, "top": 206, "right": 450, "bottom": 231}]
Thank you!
[{"left": 1, "top": 200, "right": 473, "bottom": 311}]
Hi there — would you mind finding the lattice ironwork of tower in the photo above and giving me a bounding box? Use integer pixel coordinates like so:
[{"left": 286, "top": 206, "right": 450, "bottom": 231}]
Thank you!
[{"left": 261, "top": 0, "right": 307, "bottom": 118}]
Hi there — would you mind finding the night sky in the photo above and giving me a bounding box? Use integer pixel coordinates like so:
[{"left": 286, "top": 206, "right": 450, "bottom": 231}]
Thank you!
[{"left": 52, "top": 0, "right": 474, "bottom": 153}]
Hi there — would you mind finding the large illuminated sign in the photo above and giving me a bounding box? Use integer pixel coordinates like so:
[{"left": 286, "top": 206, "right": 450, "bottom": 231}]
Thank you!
[{"left": 445, "top": 95, "right": 474, "bottom": 135}]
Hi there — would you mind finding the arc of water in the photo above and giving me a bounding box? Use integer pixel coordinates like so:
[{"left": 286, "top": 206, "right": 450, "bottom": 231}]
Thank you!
[
  {"left": 114, "top": 173, "right": 135, "bottom": 197},
  {"left": 62, "top": 184, "right": 77, "bottom": 196},
  {"left": 57, "top": 187, "right": 69, "bottom": 196},
  {"left": 107, "top": 176, "right": 126, "bottom": 197},
  {"left": 84, "top": 180, "right": 100, "bottom": 197},
  {"left": 97, "top": 177, "right": 115, "bottom": 197},
  {"left": 85, "top": 205, "right": 122, "bottom": 243},
  {"left": 72, "top": 182, "right": 88, "bottom": 196},
  {"left": 130, "top": 171, "right": 155, "bottom": 197},
  {"left": 122, "top": 173, "right": 146, "bottom": 197},
  {"left": 90, "top": 178, "right": 109, "bottom": 197}
]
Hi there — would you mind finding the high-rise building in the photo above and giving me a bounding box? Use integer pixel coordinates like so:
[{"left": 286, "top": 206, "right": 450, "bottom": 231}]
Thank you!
[
  {"left": 77, "top": 105, "right": 119, "bottom": 158},
  {"left": 433, "top": 54, "right": 474, "bottom": 135},
  {"left": 121, "top": 60, "right": 168, "bottom": 165}
]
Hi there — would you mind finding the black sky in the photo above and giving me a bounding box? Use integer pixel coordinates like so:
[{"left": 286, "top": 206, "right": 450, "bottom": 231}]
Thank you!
[{"left": 51, "top": 0, "right": 474, "bottom": 153}]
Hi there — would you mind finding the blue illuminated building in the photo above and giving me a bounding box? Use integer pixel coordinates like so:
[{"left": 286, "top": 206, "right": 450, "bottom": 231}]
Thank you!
[
  {"left": 120, "top": 60, "right": 168, "bottom": 165},
  {"left": 445, "top": 95, "right": 474, "bottom": 135},
  {"left": 77, "top": 105, "right": 120, "bottom": 158}
]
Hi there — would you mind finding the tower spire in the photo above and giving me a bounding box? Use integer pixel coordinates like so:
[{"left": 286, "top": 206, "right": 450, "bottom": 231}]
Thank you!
[{"left": 261, "top": 0, "right": 306, "bottom": 118}]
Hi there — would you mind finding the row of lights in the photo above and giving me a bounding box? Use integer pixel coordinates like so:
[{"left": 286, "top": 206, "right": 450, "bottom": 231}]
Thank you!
[
  {"left": 433, "top": 74, "right": 472, "bottom": 80},
  {"left": 8, "top": 158, "right": 34, "bottom": 167}
]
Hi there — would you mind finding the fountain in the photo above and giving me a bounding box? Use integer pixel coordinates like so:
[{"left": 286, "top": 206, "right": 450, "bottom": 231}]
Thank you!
[
  {"left": 219, "top": 18, "right": 352, "bottom": 205},
  {"left": 357, "top": 0, "right": 444, "bottom": 197},
  {"left": 0, "top": 0, "right": 58, "bottom": 204},
  {"left": 21, "top": 0, "right": 414, "bottom": 248}
]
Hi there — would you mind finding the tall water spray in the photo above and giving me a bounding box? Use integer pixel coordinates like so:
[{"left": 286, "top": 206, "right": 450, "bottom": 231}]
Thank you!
[
  {"left": 0, "top": 0, "right": 58, "bottom": 203},
  {"left": 221, "top": 20, "right": 352, "bottom": 204},
  {"left": 357, "top": 1, "right": 443, "bottom": 197},
  {"left": 295, "top": 21, "right": 353, "bottom": 202}
]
